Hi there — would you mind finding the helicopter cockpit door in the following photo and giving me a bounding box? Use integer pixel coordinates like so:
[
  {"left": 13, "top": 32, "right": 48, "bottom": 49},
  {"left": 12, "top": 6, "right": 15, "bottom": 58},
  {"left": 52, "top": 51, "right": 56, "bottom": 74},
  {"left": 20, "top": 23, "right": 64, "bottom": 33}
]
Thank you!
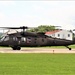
[
  {"left": 13, "top": 37, "right": 21, "bottom": 45},
  {"left": 17, "top": 37, "right": 21, "bottom": 45}
]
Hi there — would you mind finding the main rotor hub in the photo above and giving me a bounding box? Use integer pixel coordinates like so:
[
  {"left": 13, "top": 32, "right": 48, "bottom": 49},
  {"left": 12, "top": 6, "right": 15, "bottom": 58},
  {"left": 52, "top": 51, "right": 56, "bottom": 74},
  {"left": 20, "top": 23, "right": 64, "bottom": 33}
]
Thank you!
[{"left": 20, "top": 26, "right": 28, "bottom": 29}]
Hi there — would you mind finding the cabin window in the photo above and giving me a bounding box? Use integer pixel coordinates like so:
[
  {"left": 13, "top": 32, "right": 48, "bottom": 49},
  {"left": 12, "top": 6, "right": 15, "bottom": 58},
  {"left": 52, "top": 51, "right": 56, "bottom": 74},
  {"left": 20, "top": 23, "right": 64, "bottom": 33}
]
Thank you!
[
  {"left": 13, "top": 37, "right": 17, "bottom": 41},
  {"left": 68, "top": 34, "right": 70, "bottom": 37},
  {"left": 28, "top": 38, "right": 31, "bottom": 39},
  {"left": 52, "top": 34, "right": 55, "bottom": 37},
  {"left": 58, "top": 34, "right": 60, "bottom": 37},
  {"left": 27, "top": 38, "right": 31, "bottom": 43},
  {"left": 21, "top": 37, "right": 26, "bottom": 42}
]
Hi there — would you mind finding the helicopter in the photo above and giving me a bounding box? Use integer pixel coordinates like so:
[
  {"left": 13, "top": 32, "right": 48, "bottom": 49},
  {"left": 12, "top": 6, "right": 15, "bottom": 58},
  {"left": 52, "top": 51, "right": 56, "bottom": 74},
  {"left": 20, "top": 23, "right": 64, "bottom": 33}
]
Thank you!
[{"left": 0, "top": 26, "right": 75, "bottom": 50}]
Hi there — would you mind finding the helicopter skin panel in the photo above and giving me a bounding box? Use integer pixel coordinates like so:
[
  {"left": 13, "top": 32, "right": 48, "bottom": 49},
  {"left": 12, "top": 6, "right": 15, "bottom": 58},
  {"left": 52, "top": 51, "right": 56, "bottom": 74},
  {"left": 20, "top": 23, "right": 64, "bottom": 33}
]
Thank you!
[
  {"left": 50, "top": 39, "right": 73, "bottom": 46},
  {"left": 0, "top": 36, "right": 73, "bottom": 47},
  {"left": 26, "top": 38, "right": 31, "bottom": 43},
  {"left": 0, "top": 35, "right": 74, "bottom": 47}
]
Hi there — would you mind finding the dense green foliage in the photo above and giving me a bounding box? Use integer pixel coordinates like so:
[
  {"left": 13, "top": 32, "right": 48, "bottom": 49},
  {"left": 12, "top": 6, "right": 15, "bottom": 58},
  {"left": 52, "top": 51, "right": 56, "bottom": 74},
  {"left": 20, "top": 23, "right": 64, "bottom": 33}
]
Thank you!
[
  {"left": 27, "top": 25, "right": 55, "bottom": 32},
  {"left": 0, "top": 53, "right": 75, "bottom": 75}
]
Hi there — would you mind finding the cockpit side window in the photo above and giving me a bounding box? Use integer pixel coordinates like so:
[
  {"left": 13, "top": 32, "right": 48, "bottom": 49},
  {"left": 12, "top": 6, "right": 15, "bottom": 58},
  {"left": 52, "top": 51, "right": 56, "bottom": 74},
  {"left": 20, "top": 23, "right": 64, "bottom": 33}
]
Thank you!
[
  {"left": 4, "top": 36, "right": 9, "bottom": 41},
  {"left": 0, "top": 35, "right": 9, "bottom": 41},
  {"left": 13, "top": 37, "right": 17, "bottom": 41},
  {"left": 0, "top": 36, "right": 5, "bottom": 41}
]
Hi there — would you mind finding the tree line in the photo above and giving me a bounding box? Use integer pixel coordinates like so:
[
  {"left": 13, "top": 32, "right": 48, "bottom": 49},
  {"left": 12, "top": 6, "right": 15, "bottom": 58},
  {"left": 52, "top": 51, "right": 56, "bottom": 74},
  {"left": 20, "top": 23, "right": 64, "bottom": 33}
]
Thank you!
[{"left": 27, "top": 25, "right": 56, "bottom": 32}]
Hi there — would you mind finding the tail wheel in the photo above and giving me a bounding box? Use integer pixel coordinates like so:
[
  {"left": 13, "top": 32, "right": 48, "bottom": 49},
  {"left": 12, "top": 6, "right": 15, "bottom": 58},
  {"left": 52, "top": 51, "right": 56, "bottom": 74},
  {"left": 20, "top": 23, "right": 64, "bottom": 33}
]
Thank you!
[
  {"left": 65, "top": 46, "right": 72, "bottom": 50},
  {"left": 69, "top": 48, "right": 71, "bottom": 50}
]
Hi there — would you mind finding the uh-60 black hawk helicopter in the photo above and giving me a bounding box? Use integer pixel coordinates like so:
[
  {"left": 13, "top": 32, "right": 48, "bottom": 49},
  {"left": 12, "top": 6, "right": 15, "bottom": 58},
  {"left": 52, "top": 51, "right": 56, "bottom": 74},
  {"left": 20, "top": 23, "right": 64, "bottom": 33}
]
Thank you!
[{"left": 0, "top": 26, "right": 75, "bottom": 50}]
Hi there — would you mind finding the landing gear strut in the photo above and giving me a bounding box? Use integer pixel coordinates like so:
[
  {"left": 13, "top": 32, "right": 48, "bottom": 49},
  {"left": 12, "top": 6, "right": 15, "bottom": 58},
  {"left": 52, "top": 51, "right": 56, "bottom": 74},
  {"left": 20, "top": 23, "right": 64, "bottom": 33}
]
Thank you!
[
  {"left": 12, "top": 46, "right": 21, "bottom": 50},
  {"left": 65, "top": 46, "right": 71, "bottom": 50}
]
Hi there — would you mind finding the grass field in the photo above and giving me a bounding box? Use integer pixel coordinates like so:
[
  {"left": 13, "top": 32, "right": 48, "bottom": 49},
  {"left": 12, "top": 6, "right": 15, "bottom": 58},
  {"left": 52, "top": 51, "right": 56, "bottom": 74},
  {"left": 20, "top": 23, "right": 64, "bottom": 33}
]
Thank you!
[{"left": 0, "top": 53, "right": 75, "bottom": 75}]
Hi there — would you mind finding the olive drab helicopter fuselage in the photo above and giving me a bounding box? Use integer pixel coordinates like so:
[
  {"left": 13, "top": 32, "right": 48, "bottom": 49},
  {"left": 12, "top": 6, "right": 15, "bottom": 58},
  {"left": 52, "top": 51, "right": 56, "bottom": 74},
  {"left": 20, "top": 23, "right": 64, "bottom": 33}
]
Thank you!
[{"left": 0, "top": 26, "right": 75, "bottom": 50}]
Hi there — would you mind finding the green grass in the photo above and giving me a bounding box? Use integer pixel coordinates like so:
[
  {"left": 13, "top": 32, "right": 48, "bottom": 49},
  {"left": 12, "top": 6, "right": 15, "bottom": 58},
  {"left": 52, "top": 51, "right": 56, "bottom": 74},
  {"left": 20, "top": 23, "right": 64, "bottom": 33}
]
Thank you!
[{"left": 0, "top": 54, "right": 75, "bottom": 75}]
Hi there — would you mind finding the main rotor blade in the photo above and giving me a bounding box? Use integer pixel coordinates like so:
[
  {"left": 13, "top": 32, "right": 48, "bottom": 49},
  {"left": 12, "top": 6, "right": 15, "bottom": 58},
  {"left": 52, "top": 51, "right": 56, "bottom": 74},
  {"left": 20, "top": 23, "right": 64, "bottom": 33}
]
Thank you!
[
  {"left": 0, "top": 27, "right": 20, "bottom": 29},
  {"left": 0, "top": 26, "right": 28, "bottom": 29}
]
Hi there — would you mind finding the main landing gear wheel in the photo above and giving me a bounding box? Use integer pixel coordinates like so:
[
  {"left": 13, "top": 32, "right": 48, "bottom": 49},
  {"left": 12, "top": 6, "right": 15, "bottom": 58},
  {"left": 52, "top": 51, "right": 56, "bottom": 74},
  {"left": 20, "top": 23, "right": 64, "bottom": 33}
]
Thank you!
[
  {"left": 17, "top": 46, "right": 21, "bottom": 50},
  {"left": 12, "top": 46, "right": 21, "bottom": 50}
]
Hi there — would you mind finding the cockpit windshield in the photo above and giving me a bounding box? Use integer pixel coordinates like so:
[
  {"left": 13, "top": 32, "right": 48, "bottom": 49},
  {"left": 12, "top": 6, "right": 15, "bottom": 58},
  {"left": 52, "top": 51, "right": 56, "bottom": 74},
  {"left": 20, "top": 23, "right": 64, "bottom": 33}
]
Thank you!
[{"left": 0, "top": 34, "right": 8, "bottom": 41}]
